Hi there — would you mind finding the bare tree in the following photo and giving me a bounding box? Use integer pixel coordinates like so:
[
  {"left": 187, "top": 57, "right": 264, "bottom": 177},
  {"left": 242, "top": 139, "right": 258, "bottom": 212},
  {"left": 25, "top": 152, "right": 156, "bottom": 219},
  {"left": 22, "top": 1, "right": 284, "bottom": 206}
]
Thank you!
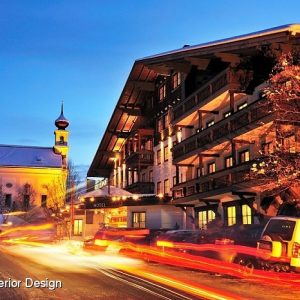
[
  {"left": 16, "top": 183, "right": 36, "bottom": 211},
  {"left": 66, "top": 160, "right": 81, "bottom": 202}
]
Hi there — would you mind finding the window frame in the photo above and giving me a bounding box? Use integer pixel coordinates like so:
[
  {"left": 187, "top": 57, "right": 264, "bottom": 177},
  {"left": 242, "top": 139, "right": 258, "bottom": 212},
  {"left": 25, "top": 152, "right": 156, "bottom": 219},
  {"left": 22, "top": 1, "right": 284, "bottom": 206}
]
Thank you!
[
  {"left": 224, "top": 156, "right": 233, "bottom": 168},
  {"left": 164, "top": 145, "right": 169, "bottom": 162},
  {"left": 164, "top": 179, "right": 169, "bottom": 195},
  {"left": 242, "top": 204, "right": 252, "bottom": 225},
  {"left": 227, "top": 206, "right": 237, "bottom": 226},
  {"left": 159, "top": 84, "right": 166, "bottom": 101},
  {"left": 157, "top": 149, "right": 161, "bottom": 165},
  {"left": 132, "top": 212, "right": 146, "bottom": 228},
  {"left": 172, "top": 72, "right": 181, "bottom": 90},
  {"left": 207, "top": 162, "right": 216, "bottom": 174},
  {"left": 239, "top": 149, "right": 250, "bottom": 164},
  {"left": 73, "top": 219, "right": 83, "bottom": 236},
  {"left": 41, "top": 194, "right": 47, "bottom": 207},
  {"left": 157, "top": 181, "right": 162, "bottom": 195},
  {"left": 198, "top": 210, "right": 216, "bottom": 230}
]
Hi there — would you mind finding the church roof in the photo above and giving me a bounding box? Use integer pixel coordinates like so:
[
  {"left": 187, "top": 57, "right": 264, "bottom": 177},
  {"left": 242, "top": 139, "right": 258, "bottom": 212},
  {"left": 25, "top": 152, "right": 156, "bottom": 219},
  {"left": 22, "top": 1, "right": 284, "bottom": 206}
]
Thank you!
[{"left": 0, "top": 145, "right": 63, "bottom": 168}]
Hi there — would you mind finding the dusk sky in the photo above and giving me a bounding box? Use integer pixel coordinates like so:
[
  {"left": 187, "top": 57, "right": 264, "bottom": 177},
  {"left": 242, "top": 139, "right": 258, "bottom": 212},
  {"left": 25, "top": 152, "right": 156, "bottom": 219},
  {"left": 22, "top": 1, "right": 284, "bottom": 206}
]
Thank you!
[{"left": 1, "top": 0, "right": 300, "bottom": 177}]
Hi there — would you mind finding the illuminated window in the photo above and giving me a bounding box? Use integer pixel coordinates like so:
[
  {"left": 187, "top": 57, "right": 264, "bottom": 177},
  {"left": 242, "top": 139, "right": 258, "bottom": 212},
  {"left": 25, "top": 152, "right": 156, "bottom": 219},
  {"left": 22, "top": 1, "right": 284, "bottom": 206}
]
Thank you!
[
  {"left": 41, "top": 195, "right": 47, "bottom": 207},
  {"left": 157, "top": 181, "right": 162, "bottom": 195},
  {"left": 237, "top": 102, "right": 248, "bottom": 110},
  {"left": 239, "top": 150, "right": 250, "bottom": 163},
  {"left": 159, "top": 84, "right": 166, "bottom": 101},
  {"left": 225, "top": 156, "right": 233, "bottom": 168},
  {"left": 197, "top": 167, "right": 204, "bottom": 177},
  {"left": 172, "top": 72, "right": 181, "bottom": 89},
  {"left": 163, "top": 114, "right": 168, "bottom": 129},
  {"left": 164, "top": 145, "right": 169, "bottom": 161},
  {"left": 227, "top": 206, "right": 236, "bottom": 226},
  {"left": 157, "top": 149, "right": 161, "bottom": 165},
  {"left": 164, "top": 179, "right": 169, "bottom": 194},
  {"left": 73, "top": 219, "right": 83, "bottom": 236},
  {"left": 132, "top": 212, "right": 146, "bottom": 228},
  {"left": 242, "top": 204, "right": 252, "bottom": 224},
  {"left": 224, "top": 111, "right": 232, "bottom": 118},
  {"left": 207, "top": 162, "right": 216, "bottom": 174},
  {"left": 207, "top": 120, "right": 215, "bottom": 128},
  {"left": 198, "top": 210, "right": 216, "bottom": 230},
  {"left": 173, "top": 176, "right": 177, "bottom": 186}
]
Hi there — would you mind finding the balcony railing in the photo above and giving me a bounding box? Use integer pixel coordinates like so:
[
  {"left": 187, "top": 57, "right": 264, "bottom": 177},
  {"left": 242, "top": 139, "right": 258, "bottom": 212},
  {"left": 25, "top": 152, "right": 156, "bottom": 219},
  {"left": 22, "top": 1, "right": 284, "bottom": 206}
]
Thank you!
[
  {"left": 125, "top": 182, "right": 155, "bottom": 194},
  {"left": 173, "top": 68, "right": 236, "bottom": 122},
  {"left": 172, "top": 162, "right": 252, "bottom": 200},
  {"left": 125, "top": 150, "right": 154, "bottom": 167},
  {"left": 173, "top": 99, "right": 270, "bottom": 162}
]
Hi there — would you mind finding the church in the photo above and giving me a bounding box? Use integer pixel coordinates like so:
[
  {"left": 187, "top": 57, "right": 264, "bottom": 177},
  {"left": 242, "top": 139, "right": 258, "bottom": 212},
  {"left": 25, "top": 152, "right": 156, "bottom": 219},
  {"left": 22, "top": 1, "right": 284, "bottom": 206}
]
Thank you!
[{"left": 0, "top": 106, "right": 69, "bottom": 212}]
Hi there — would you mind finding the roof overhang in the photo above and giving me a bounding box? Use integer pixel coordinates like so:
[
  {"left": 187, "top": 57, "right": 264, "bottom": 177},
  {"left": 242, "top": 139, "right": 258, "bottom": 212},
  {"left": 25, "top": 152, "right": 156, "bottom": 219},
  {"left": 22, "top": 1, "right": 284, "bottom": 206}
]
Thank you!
[{"left": 88, "top": 24, "right": 300, "bottom": 178}]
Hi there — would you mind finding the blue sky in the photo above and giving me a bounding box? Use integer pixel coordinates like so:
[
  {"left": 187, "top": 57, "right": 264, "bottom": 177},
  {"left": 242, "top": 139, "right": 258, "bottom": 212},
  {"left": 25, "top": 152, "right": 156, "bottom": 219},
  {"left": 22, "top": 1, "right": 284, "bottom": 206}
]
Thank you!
[{"left": 1, "top": 0, "right": 300, "bottom": 175}]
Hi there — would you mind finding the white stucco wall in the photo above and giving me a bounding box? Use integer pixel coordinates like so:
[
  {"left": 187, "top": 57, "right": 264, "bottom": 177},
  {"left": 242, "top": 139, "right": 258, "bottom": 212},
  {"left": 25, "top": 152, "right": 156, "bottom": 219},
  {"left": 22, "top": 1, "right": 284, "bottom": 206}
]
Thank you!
[{"left": 127, "top": 204, "right": 183, "bottom": 229}]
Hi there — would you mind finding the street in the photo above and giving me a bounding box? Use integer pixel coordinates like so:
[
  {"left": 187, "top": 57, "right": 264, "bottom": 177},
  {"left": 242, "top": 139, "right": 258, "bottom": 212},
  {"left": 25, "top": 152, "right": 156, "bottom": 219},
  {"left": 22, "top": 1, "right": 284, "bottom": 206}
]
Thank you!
[
  {"left": 0, "top": 245, "right": 199, "bottom": 300},
  {"left": 1, "top": 242, "right": 300, "bottom": 300}
]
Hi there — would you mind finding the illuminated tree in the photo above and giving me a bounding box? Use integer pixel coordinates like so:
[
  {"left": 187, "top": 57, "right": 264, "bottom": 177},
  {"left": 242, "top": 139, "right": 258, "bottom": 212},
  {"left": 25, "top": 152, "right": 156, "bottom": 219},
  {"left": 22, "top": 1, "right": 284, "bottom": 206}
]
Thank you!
[
  {"left": 46, "top": 176, "right": 67, "bottom": 214},
  {"left": 250, "top": 52, "right": 300, "bottom": 215}
]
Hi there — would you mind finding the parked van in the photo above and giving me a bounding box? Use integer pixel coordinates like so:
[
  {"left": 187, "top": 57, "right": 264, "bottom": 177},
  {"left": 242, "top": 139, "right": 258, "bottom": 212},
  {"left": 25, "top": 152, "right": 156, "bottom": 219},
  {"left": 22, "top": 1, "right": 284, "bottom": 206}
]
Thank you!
[{"left": 257, "top": 216, "right": 300, "bottom": 272}]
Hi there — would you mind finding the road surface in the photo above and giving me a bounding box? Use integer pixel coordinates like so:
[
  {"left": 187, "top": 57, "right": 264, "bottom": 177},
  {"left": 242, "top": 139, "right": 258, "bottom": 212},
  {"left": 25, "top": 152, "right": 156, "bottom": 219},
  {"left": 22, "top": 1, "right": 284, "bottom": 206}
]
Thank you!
[
  {"left": 0, "top": 247, "right": 200, "bottom": 300},
  {"left": 1, "top": 242, "right": 300, "bottom": 300}
]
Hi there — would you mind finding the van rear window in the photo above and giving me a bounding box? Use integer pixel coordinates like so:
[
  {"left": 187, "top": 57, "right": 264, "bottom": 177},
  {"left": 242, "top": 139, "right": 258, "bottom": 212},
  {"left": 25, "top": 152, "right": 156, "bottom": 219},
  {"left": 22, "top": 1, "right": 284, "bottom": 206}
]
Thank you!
[{"left": 263, "top": 220, "right": 295, "bottom": 241}]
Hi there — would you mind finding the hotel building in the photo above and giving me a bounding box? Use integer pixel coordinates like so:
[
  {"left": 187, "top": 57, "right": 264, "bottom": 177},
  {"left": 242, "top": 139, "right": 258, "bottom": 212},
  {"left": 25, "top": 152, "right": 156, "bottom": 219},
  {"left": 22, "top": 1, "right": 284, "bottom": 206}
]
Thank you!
[{"left": 88, "top": 24, "right": 300, "bottom": 230}]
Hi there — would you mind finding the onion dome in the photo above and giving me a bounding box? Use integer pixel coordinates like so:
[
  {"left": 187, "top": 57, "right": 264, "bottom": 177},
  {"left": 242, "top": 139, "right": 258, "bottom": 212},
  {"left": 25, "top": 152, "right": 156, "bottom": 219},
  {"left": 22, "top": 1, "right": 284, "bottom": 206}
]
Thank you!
[{"left": 55, "top": 103, "right": 69, "bottom": 130}]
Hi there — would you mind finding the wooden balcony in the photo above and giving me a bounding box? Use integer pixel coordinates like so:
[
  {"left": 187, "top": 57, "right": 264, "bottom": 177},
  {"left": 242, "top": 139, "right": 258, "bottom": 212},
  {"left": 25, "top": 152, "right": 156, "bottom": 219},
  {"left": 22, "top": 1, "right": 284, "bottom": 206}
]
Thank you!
[
  {"left": 173, "top": 99, "right": 271, "bottom": 163},
  {"left": 172, "top": 162, "right": 253, "bottom": 201},
  {"left": 125, "top": 182, "right": 155, "bottom": 194},
  {"left": 125, "top": 150, "right": 154, "bottom": 168},
  {"left": 173, "top": 68, "right": 237, "bottom": 123}
]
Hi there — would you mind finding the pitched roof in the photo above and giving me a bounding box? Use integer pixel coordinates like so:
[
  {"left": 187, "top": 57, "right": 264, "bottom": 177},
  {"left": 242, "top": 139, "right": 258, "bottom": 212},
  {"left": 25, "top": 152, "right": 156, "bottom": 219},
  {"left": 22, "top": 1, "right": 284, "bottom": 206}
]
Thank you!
[
  {"left": 88, "top": 24, "right": 300, "bottom": 178},
  {"left": 0, "top": 145, "right": 63, "bottom": 168}
]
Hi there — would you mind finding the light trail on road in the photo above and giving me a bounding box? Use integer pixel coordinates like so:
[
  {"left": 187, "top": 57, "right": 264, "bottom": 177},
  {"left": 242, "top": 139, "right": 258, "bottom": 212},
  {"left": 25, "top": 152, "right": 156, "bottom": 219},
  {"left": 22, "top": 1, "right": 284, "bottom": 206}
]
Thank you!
[
  {"left": 0, "top": 239, "right": 244, "bottom": 300},
  {"left": 1, "top": 223, "right": 300, "bottom": 299}
]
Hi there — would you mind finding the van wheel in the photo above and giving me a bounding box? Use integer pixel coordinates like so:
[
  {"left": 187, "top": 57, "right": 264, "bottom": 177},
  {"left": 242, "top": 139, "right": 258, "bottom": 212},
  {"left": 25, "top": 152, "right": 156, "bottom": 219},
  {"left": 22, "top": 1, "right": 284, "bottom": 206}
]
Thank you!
[
  {"left": 244, "top": 260, "right": 255, "bottom": 274},
  {"left": 234, "top": 256, "right": 256, "bottom": 274}
]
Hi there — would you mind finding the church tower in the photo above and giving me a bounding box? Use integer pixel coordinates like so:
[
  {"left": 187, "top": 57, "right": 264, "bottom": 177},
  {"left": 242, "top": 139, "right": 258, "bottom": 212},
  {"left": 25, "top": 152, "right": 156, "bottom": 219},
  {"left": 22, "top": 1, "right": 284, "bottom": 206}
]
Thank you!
[{"left": 54, "top": 103, "right": 69, "bottom": 168}]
